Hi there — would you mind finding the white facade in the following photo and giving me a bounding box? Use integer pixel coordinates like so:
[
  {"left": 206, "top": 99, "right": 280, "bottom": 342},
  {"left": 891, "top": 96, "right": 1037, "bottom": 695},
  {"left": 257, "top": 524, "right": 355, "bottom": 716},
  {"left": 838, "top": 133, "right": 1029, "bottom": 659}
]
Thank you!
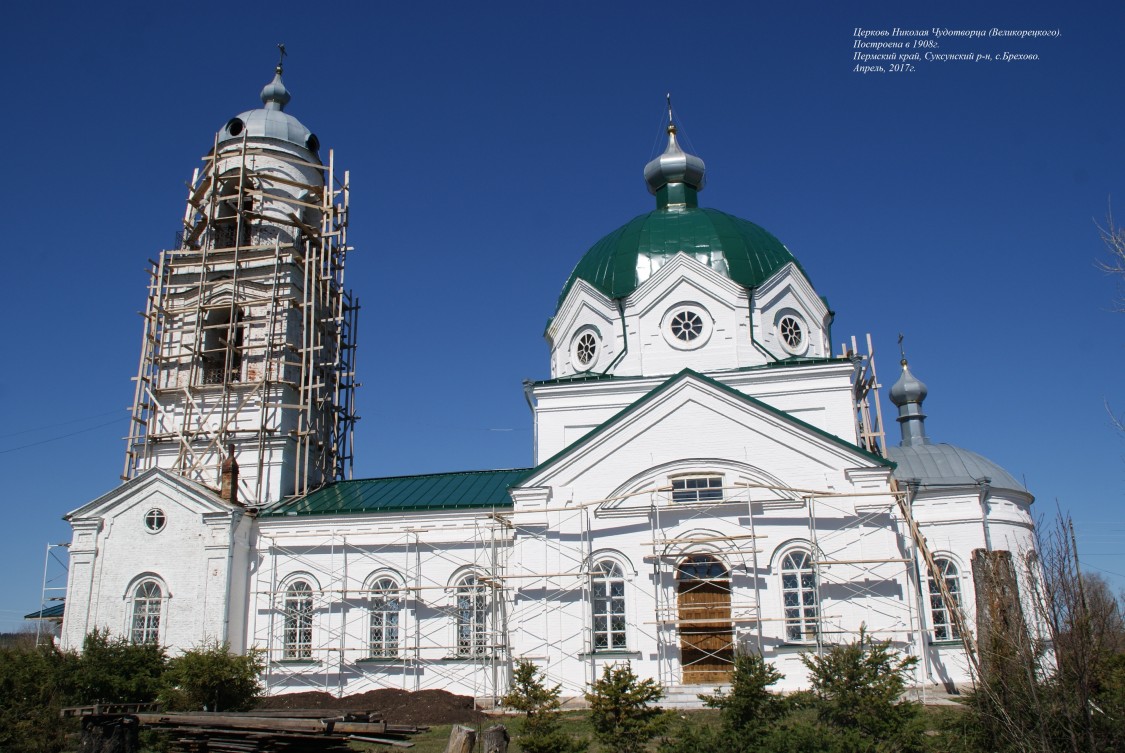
[
  {"left": 62, "top": 470, "right": 252, "bottom": 654},
  {"left": 59, "top": 71, "right": 1038, "bottom": 703}
]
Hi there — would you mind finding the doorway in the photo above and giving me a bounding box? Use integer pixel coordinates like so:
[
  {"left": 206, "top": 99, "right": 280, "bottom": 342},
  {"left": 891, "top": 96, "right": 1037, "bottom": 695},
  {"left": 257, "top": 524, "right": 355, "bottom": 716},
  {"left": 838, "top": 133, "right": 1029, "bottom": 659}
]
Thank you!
[{"left": 676, "top": 554, "right": 734, "bottom": 684}]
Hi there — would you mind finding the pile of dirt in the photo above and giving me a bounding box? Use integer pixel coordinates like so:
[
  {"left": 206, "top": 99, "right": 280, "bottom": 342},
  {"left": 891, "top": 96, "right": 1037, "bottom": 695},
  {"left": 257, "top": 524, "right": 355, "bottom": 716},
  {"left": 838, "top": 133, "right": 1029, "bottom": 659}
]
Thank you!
[{"left": 255, "top": 688, "right": 487, "bottom": 726}]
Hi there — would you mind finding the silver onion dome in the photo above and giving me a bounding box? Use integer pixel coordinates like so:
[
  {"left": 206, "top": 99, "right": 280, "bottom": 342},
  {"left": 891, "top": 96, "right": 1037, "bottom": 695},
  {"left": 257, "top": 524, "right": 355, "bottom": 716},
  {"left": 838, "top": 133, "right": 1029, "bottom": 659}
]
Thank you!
[
  {"left": 889, "top": 359, "right": 928, "bottom": 407},
  {"left": 644, "top": 124, "right": 706, "bottom": 195},
  {"left": 889, "top": 358, "right": 930, "bottom": 447}
]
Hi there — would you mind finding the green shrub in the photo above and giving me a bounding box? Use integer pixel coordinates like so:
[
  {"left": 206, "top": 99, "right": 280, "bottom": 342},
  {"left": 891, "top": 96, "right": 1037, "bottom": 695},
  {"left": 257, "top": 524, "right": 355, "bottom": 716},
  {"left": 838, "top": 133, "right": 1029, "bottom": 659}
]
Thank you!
[
  {"left": 585, "top": 662, "right": 666, "bottom": 753},
  {"left": 161, "top": 639, "right": 264, "bottom": 712},
  {"left": 662, "top": 654, "right": 793, "bottom": 753},
  {"left": 71, "top": 628, "right": 167, "bottom": 704},
  {"left": 700, "top": 653, "right": 789, "bottom": 735},
  {"left": 0, "top": 641, "right": 73, "bottom": 753},
  {"left": 800, "top": 628, "right": 923, "bottom": 751},
  {"left": 502, "top": 659, "right": 585, "bottom": 753}
]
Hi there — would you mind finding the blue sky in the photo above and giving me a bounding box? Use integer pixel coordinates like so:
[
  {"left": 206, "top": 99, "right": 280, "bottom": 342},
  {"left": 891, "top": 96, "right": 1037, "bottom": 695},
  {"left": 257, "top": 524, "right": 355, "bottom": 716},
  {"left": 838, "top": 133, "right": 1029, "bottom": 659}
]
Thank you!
[{"left": 1, "top": 0, "right": 1122, "bottom": 631}]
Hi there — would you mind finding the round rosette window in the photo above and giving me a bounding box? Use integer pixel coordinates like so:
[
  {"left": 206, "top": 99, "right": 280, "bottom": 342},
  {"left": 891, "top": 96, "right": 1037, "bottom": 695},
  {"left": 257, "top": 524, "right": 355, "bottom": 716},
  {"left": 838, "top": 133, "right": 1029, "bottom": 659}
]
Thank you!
[
  {"left": 662, "top": 304, "right": 712, "bottom": 350},
  {"left": 144, "top": 508, "right": 167, "bottom": 533},
  {"left": 570, "top": 328, "right": 600, "bottom": 371},
  {"left": 777, "top": 312, "right": 808, "bottom": 356}
]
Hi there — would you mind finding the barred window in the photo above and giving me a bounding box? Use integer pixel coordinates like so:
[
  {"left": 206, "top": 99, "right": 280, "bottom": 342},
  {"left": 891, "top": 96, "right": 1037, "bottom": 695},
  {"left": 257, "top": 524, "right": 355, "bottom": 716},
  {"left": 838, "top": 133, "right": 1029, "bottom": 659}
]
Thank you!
[
  {"left": 130, "top": 580, "right": 162, "bottom": 645},
  {"left": 671, "top": 476, "right": 724, "bottom": 503},
  {"left": 369, "top": 578, "right": 401, "bottom": 658},
  {"left": 781, "top": 550, "right": 818, "bottom": 642},
  {"left": 283, "top": 580, "right": 313, "bottom": 659},
  {"left": 929, "top": 558, "right": 962, "bottom": 641},
  {"left": 591, "top": 560, "right": 627, "bottom": 651},
  {"left": 455, "top": 574, "right": 488, "bottom": 656}
]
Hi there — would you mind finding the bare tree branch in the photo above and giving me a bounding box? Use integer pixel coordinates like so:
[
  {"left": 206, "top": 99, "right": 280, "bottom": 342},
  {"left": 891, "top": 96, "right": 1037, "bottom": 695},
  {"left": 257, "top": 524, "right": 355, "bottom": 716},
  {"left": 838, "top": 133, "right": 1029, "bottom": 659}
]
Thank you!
[{"left": 1095, "top": 204, "right": 1125, "bottom": 313}]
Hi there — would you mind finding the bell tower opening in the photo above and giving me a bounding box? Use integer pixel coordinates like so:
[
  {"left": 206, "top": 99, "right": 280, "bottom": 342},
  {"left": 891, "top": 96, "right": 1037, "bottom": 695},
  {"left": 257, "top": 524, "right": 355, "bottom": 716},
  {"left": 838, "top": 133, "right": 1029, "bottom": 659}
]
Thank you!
[
  {"left": 211, "top": 173, "right": 254, "bottom": 250},
  {"left": 201, "top": 304, "right": 244, "bottom": 385}
]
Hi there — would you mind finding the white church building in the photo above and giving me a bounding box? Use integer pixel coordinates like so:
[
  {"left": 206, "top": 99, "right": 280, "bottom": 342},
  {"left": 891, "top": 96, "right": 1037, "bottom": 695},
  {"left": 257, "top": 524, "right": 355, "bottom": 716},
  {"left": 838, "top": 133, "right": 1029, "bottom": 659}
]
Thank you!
[{"left": 57, "top": 63, "right": 1037, "bottom": 702}]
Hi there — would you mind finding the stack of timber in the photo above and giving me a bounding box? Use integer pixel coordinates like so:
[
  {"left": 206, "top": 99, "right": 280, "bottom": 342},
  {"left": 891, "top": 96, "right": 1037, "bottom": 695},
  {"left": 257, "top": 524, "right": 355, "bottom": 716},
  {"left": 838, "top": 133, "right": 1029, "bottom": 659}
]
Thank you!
[
  {"left": 138, "top": 711, "right": 424, "bottom": 752},
  {"left": 62, "top": 706, "right": 425, "bottom": 753}
]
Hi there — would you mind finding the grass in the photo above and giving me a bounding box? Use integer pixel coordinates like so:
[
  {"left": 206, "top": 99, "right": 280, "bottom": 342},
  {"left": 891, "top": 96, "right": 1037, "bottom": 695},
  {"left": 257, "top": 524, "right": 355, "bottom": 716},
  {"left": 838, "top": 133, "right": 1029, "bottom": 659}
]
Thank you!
[
  {"left": 352, "top": 705, "right": 965, "bottom": 752},
  {"left": 354, "top": 709, "right": 718, "bottom": 753}
]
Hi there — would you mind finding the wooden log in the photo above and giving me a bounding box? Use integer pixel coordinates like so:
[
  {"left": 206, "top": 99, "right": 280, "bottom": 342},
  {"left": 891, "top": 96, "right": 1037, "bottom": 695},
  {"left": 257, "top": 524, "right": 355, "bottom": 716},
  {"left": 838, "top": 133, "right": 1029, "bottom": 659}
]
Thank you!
[
  {"left": 482, "top": 724, "right": 509, "bottom": 753},
  {"left": 443, "top": 725, "right": 476, "bottom": 753},
  {"left": 346, "top": 734, "right": 415, "bottom": 748}
]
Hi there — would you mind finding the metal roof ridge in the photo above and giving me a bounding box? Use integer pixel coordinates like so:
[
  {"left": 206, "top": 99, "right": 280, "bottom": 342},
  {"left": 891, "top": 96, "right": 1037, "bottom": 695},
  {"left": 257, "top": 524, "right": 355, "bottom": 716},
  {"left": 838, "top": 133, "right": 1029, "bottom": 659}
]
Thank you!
[{"left": 333, "top": 467, "right": 534, "bottom": 484}]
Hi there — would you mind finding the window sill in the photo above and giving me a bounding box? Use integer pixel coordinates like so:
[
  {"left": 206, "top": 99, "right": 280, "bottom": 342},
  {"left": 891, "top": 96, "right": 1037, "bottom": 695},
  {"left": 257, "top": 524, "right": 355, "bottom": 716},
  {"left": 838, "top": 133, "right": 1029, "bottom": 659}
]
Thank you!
[
  {"left": 928, "top": 639, "right": 964, "bottom": 647},
  {"left": 579, "top": 650, "right": 641, "bottom": 659},
  {"left": 272, "top": 659, "right": 322, "bottom": 666},
  {"left": 773, "top": 642, "right": 816, "bottom": 653},
  {"left": 440, "top": 655, "right": 495, "bottom": 662},
  {"left": 355, "top": 657, "right": 405, "bottom": 664}
]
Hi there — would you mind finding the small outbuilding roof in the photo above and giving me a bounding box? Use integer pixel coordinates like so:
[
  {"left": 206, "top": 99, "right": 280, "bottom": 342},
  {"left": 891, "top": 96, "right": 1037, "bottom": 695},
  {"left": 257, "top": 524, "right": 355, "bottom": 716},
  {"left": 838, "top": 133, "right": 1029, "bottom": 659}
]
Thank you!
[{"left": 24, "top": 603, "right": 64, "bottom": 621}]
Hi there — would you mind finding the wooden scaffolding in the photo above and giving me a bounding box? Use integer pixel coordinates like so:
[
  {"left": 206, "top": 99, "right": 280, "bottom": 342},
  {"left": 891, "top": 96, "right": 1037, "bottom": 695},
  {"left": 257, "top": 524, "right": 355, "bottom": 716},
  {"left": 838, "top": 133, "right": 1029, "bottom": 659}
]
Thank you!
[{"left": 123, "top": 134, "right": 358, "bottom": 503}]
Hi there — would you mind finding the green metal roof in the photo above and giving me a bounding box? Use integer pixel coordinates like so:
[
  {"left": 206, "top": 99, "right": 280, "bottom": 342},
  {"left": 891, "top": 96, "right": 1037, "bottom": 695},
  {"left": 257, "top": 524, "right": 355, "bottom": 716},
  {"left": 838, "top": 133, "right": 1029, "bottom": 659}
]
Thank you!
[
  {"left": 262, "top": 468, "right": 532, "bottom": 518},
  {"left": 555, "top": 206, "right": 807, "bottom": 315},
  {"left": 24, "top": 603, "right": 65, "bottom": 620}
]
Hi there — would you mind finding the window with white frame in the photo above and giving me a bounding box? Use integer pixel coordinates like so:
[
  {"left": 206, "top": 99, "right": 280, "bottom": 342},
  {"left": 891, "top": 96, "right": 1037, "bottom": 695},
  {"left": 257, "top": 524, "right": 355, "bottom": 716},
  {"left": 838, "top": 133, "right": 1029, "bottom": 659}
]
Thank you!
[
  {"left": 781, "top": 550, "right": 818, "bottom": 642},
  {"left": 130, "top": 579, "right": 163, "bottom": 645},
  {"left": 454, "top": 574, "right": 488, "bottom": 656},
  {"left": 591, "top": 560, "right": 627, "bottom": 651},
  {"left": 369, "top": 577, "right": 401, "bottom": 658},
  {"left": 928, "top": 557, "right": 962, "bottom": 641},
  {"left": 661, "top": 304, "right": 712, "bottom": 349},
  {"left": 777, "top": 313, "right": 807, "bottom": 356},
  {"left": 283, "top": 580, "right": 314, "bottom": 659},
  {"left": 571, "top": 329, "right": 599, "bottom": 371},
  {"left": 143, "top": 509, "right": 166, "bottom": 533},
  {"left": 671, "top": 476, "right": 724, "bottom": 503}
]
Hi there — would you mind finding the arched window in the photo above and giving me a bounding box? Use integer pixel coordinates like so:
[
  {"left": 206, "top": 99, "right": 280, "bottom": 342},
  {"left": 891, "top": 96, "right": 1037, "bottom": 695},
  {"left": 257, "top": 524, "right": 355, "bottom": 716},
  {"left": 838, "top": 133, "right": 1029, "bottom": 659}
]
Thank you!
[
  {"left": 201, "top": 305, "right": 244, "bottom": 384},
  {"left": 928, "top": 557, "right": 962, "bottom": 641},
  {"left": 130, "top": 579, "right": 163, "bottom": 645},
  {"left": 454, "top": 574, "right": 488, "bottom": 656},
  {"left": 591, "top": 560, "right": 627, "bottom": 651},
  {"left": 283, "top": 580, "right": 313, "bottom": 659},
  {"left": 781, "top": 550, "right": 818, "bottom": 642},
  {"left": 369, "top": 577, "right": 401, "bottom": 658}
]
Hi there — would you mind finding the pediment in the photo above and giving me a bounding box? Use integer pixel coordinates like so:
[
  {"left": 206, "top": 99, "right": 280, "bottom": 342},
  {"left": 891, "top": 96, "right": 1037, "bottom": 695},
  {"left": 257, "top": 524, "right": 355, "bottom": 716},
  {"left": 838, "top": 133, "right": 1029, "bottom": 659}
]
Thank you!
[
  {"left": 755, "top": 262, "right": 828, "bottom": 320},
  {"left": 548, "top": 279, "right": 617, "bottom": 344},
  {"left": 519, "top": 371, "right": 889, "bottom": 494},
  {"left": 630, "top": 252, "right": 745, "bottom": 317},
  {"left": 66, "top": 468, "right": 236, "bottom": 522}
]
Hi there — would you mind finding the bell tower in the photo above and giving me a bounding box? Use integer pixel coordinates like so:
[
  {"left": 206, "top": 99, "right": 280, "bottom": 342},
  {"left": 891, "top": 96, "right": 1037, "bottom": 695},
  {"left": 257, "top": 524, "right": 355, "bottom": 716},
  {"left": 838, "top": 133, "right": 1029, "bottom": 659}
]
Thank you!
[{"left": 123, "top": 53, "right": 359, "bottom": 505}]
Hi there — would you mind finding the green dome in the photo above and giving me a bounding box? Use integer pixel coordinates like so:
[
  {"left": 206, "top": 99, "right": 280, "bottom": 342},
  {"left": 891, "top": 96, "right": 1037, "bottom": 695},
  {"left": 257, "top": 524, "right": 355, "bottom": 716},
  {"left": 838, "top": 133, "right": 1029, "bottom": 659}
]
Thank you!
[{"left": 555, "top": 204, "right": 808, "bottom": 312}]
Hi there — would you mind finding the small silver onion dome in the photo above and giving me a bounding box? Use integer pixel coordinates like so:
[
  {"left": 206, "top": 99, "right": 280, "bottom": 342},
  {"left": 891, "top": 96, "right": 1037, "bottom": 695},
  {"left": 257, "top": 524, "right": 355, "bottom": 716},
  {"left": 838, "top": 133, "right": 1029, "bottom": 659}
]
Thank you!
[
  {"left": 644, "top": 124, "right": 706, "bottom": 195},
  {"left": 889, "top": 358, "right": 929, "bottom": 447},
  {"left": 259, "top": 68, "right": 291, "bottom": 111},
  {"left": 889, "top": 359, "right": 928, "bottom": 406}
]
